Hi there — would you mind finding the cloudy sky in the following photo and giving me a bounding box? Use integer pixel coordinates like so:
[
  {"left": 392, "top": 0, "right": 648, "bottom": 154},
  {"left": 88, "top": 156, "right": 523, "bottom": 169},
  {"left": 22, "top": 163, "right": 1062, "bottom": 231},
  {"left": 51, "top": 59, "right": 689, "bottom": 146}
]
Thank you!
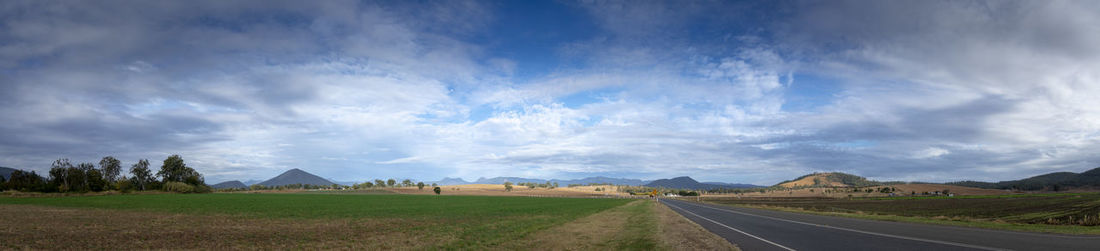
[{"left": 2, "top": 0, "right": 1099, "bottom": 185}]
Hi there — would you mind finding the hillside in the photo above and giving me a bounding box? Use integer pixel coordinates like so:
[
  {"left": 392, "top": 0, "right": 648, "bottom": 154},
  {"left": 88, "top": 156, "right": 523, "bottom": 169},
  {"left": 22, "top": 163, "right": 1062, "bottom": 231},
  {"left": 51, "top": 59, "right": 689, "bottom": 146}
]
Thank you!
[
  {"left": 776, "top": 172, "right": 881, "bottom": 188},
  {"left": 211, "top": 180, "right": 248, "bottom": 189},
  {"left": 702, "top": 181, "right": 762, "bottom": 189},
  {"left": 644, "top": 176, "right": 756, "bottom": 190},
  {"left": 0, "top": 166, "right": 16, "bottom": 180},
  {"left": 430, "top": 177, "right": 470, "bottom": 186},
  {"left": 552, "top": 176, "right": 648, "bottom": 186},
  {"left": 949, "top": 167, "right": 1100, "bottom": 191},
  {"left": 256, "top": 169, "right": 337, "bottom": 187}
]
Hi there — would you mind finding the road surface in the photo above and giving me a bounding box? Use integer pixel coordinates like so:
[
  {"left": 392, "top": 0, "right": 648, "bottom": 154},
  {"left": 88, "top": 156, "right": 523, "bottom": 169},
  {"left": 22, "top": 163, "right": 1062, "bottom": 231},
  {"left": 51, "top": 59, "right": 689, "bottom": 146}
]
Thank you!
[{"left": 661, "top": 199, "right": 1100, "bottom": 251}]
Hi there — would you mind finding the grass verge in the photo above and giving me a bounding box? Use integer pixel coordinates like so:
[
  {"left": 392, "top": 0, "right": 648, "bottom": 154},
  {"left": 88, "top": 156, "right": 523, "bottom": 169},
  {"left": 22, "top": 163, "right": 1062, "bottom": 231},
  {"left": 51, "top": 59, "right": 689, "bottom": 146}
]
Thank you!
[{"left": 715, "top": 202, "right": 1100, "bottom": 235}]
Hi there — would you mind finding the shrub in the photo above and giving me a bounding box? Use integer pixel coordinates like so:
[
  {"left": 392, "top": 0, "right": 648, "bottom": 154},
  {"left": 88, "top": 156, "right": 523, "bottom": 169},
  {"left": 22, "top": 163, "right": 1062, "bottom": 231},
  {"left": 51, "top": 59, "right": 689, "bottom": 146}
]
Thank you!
[
  {"left": 163, "top": 181, "right": 195, "bottom": 193},
  {"left": 433, "top": 186, "right": 441, "bottom": 195}
]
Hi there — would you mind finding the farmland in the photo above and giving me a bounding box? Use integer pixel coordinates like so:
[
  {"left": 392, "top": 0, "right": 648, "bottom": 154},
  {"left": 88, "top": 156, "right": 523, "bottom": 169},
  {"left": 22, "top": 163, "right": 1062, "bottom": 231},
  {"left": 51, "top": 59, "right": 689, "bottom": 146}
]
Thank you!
[
  {"left": 702, "top": 192, "right": 1100, "bottom": 234},
  {"left": 0, "top": 193, "right": 735, "bottom": 250}
]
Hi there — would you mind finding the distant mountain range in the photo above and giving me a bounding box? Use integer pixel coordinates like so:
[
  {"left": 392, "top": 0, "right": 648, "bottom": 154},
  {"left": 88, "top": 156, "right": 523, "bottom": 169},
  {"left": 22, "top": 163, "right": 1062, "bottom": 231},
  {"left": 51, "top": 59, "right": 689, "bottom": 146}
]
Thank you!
[
  {"left": 645, "top": 176, "right": 762, "bottom": 190},
  {"left": 949, "top": 167, "right": 1100, "bottom": 191},
  {"left": 255, "top": 168, "right": 337, "bottom": 187},
  {"left": 0, "top": 166, "right": 16, "bottom": 180},
  {"left": 427, "top": 176, "right": 649, "bottom": 186},
  {"left": 210, "top": 180, "right": 248, "bottom": 189}
]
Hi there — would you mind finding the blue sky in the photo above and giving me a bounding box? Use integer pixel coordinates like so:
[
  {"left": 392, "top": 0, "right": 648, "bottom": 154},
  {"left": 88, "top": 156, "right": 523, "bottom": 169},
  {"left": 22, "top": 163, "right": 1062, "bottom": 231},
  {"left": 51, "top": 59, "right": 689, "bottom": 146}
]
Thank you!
[{"left": 2, "top": 0, "right": 1099, "bottom": 185}]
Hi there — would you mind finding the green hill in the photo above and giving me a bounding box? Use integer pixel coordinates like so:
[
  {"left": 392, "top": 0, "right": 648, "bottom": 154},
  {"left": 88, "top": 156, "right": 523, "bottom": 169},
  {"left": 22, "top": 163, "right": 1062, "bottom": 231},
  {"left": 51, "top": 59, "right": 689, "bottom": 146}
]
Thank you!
[{"left": 948, "top": 167, "right": 1100, "bottom": 191}]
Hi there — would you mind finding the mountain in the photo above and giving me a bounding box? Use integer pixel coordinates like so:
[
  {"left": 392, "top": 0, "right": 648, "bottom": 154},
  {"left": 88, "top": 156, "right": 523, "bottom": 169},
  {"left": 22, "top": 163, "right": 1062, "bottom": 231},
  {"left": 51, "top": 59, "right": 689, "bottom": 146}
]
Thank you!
[
  {"left": 474, "top": 177, "right": 546, "bottom": 185},
  {"left": 210, "top": 180, "right": 248, "bottom": 189},
  {"left": 445, "top": 176, "right": 652, "bottom": 186},
  {"left": 242, "top": 179, "right": 264, "bottom": 185},
  {"left": 949, "top": 167, "right": 1100, "bottom": 191},
  {"left": 0, "top": 166, "right": 16, "bottom": 180},
  {"left": 551, "top": 176, "right": 648, "bottom": 186},
  {"left": 644, "top": 176, "right": 750, "bottom": 190},
  {"left": 256, "top": 169, "right": 337, "bottom": 187},
  {"left": 775, "top": 172, "right": 882, "bottom": 188},
  {"left": 430, "top": 177, "right": 470, "bottom": 186},
  {"left": 702, "top": 181, "right": 763, "bottom": 189}
]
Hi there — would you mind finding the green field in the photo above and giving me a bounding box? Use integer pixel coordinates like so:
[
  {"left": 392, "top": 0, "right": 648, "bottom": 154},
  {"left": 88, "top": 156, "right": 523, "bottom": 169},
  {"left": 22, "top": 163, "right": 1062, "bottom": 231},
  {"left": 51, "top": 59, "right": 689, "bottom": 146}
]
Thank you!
[
  {"left": 0, "top": 193, "right": 634, "bottom": 249},
  {"left": 704, "top": 192, "right": 1100, "bottom": 234}
]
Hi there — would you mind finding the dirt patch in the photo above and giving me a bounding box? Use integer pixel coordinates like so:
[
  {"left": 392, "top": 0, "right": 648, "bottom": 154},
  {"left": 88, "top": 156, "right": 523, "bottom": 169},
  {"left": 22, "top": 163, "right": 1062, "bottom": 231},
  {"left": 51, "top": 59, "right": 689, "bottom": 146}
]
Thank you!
[
  {"left": 0, "top": 204, "right": 450, "bottom": 250},
  {"left": 503, "top": 200, "right": 642, "bottom": 250},
  {"left": 655, "top": 201, "right": 740, "bottom": 251},
  {"left": 504, "top": 200, "right": 737, "bottom": 251}
]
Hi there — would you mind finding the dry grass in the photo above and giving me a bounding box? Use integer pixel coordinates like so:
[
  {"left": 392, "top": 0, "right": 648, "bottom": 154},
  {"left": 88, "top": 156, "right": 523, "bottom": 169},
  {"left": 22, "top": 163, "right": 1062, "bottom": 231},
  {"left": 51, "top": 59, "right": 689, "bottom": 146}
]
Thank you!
[
  {"left": 503, "top": 200, "right": 644, "bottom": 250},
  {"left": 776, "top": 173, "right": 847, "bottom": 188},
  {"left": 0, "top": 205, "right": 447, "bottom": 250},
  {"left": 502, "top": 200, "right": 738, "bottom": 251},
  {"left": 655, "top": 201, "right": 740, "bottom": 251}
]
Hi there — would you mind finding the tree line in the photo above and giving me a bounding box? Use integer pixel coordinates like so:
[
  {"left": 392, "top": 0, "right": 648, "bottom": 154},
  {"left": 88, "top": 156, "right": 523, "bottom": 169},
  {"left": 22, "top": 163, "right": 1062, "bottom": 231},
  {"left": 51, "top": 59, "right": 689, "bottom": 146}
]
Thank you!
[{"left": 0, "top": 155, "right": 210, "bottom": 193}]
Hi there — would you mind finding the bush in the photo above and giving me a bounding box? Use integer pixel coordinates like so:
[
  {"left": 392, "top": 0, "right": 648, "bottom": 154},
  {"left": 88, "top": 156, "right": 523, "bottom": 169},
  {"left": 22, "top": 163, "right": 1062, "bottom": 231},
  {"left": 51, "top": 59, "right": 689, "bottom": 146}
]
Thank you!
[{"left": 162, "top": 181, "right": 195, "bottom": 193}]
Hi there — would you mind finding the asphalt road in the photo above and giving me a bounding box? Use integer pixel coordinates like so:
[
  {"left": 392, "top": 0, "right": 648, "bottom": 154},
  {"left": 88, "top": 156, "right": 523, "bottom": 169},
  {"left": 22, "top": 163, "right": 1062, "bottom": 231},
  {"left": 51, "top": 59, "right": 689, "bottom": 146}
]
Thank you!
[{"left": 661, "top": 199, "right": 1100, "bottom": 251}]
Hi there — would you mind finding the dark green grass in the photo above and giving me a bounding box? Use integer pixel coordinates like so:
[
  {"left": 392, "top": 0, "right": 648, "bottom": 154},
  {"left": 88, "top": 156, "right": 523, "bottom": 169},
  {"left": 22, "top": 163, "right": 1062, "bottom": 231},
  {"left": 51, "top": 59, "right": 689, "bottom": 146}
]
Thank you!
[
  {"left": 706, "top": 193, "right": 1100, "bottom": 234},
  {"left": 0, "top": 193, "right": 633, "bottom": 249}
]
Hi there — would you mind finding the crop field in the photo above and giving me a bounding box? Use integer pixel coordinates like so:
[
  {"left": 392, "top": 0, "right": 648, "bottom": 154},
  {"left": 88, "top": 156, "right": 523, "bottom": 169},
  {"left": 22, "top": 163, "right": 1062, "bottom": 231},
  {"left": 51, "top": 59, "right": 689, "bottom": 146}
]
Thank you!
[
  {"left": 703, "top": 192, "right": 1100, "bottom": 234},
  {"left": 0, "top": 193, "right": 641, "bottom": 249}
]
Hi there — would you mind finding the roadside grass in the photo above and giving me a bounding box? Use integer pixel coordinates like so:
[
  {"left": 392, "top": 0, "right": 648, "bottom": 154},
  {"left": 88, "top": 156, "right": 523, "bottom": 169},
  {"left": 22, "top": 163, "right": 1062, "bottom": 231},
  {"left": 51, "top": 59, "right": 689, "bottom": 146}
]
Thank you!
[
  {"left": 703, "top": 193, "right": 1100, "bottom": 235},
  {"left": 858, "top": 192, "right": 1096, "bottom": 201},
  {"left": 0, "top": 193, "right": 633, "bottom": 249},
  {"left": 507, "top": 200, "right": 738, "bottom": 251}
]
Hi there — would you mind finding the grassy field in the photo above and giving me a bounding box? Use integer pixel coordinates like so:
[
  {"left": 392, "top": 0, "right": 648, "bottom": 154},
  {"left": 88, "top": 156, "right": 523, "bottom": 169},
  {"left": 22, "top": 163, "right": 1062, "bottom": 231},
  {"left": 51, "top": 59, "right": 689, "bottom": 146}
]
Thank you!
[
  {"left": 0, "top": 193, "right": 634, "bottom": 249},
  {"left": 704, "top": 192, "right": 1100, "bottom": 235},
  {"left": 0, "top": 193, "right": 739, "bottom": 250}
]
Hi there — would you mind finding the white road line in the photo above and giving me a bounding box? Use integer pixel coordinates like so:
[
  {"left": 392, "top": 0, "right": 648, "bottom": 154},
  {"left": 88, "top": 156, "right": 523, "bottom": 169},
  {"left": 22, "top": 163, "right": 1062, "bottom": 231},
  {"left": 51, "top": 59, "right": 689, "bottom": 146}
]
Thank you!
[
  {"left": 664, "top": 202, "right": 796, "bottom": 251},
  {"left": 679, "top": 201, "right": 1010, "bottom": 251}
]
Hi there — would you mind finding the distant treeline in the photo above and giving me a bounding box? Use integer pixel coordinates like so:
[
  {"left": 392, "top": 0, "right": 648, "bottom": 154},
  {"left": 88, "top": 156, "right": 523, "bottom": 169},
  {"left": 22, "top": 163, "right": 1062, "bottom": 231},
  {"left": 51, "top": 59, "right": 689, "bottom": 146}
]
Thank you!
[
  {"left": 0, "top": 155, "right": 210, "bottom": 193},
  {"left": 948, "top": 167, "right": 1100, "bottom": 191}
]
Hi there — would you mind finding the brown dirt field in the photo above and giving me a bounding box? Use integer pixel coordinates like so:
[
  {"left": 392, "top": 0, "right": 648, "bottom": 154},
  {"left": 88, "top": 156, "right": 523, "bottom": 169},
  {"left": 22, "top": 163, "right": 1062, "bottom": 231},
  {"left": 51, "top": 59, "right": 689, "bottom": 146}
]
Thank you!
[
  {"left": 655, "top": 201, "right": 740, "bottom": 251},
  {"left": 0, "top": 204, "right": 449, "bottom": 250},
  {"left": 387, "top": 184, "right": 630, "bottom": 197},
  {"left": 888, "top": 184, "right": 1013, "bottom": 196},
  {"left": 705, "top": 184, "right": 1010, "bottom": 198}
]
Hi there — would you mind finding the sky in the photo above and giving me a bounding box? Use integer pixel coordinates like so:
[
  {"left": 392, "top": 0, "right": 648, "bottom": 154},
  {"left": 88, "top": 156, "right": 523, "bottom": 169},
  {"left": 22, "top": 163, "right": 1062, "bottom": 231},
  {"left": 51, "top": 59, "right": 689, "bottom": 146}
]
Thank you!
[{"left": 2, "top": 0, "right": 1099, "bottom": 185}]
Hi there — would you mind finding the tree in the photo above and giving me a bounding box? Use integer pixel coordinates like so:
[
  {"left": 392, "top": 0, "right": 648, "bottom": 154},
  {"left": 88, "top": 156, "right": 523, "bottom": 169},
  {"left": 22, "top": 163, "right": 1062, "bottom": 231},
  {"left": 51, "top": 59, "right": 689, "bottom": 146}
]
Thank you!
[
  {"left": 504, "top": 181, "right": 513, "bottom": 192},
  {"left": 433, "top": 186, "right": 441, "bottom": 195},
  {"left": 49, "top": 159, "right": 73, "bottom": 192},
  {"left": 387, "top": 179, "right": 396, "bottom": 187},
  {"left": 417, "top": 182, "right": 425, "bottom": 190},
  {"left": 374, "top": 179, "right": 386, "bottom": 187},
  {"left": 157, "top": 155, "right": 203, "bottom": 186},
  {"left": 402, "top": 179, "right": 413, "bottom": 187},
  {"left": 76, "top": 163, "right": 97, "bottom": 192},
  {"left": 130, "top": 159, "right": 155, "bottom": 191},
  {"left": 99, "top": 156, "right": 122, "bottom": 184},
  {"left": 553, "top": 182, "right": 559, "bottom": 188},
  {"left": 431, "top": 183, "right": 437, "bottom": 187},
  {"left": 6, "top": 170, "right": 46, "bottom": 192}
]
